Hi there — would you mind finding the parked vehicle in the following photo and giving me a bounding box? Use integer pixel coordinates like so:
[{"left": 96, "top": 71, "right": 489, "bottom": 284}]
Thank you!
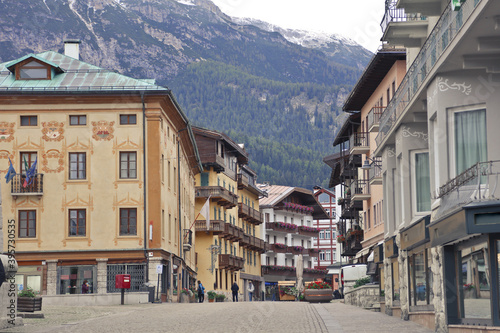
[{"left": 340, "top": 264, "right": 368, "bottom": 296}]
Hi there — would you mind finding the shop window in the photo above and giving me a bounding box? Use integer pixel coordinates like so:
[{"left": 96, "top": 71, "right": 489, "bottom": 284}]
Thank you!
[
  {"left": 58, "top": 265, "right": 96, "bottom": 294},
  {"left": 106, "top": 264, "right": 145, "bottom": 292},
  {"left": 409, "top": 249, "right": 433, "bottom": 308},
  {"left": 392, "top": 259, "right": 400, "bottom": 302}
]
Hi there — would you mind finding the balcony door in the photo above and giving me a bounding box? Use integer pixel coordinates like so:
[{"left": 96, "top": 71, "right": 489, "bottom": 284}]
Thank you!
[{"left": 20, "top": 152, "right": 37, "bottom": 175}]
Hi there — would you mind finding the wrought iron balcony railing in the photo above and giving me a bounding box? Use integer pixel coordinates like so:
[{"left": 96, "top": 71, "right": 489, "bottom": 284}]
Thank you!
[
  {"left": 10, "top": 174, "right": 44, "bottom": 196},
  {"left": 434, "top": 161, "right": 500, "bottom": 221},
  {"left": 376, "top": 0, "right": 483, "bottom": 148},
  {"left": 381, "top": 0, "right": 428, "bottom": 35}
]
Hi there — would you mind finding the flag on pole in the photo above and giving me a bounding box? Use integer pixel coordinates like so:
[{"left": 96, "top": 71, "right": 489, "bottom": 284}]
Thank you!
[
  {"left": 23, "top": 157, "right": 37, "bottom": 188},
  {"left": 199, "top": 196, "right": 211, "bottom": 229},
  {"left": 4, "top": 158, "right": 16, "bottom": 183}
]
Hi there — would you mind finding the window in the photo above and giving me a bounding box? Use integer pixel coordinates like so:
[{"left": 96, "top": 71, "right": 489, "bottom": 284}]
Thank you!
[
  {"left": 318, "top": 193, "right": 330, "bottom": 203},
  {"left": 20, "top": 152, "right": 37, "bottom": 175},
  {"left": 19, "top": 210, "right": 36, "bottom": 238},
  {"left": 409, "top": 250, "right": 433, "bottom": 307},
  {"left": 70, "top": 115, "right": 86, "bottom": 126},
  {"left": 414, "top": 152, "right": 431, "bottom": 212},
  {"left": 59, "top": 265, "right": 96, "bottom": 295},
  {"left": 18, "top": 60, "right": 49, "bottom": 80},
  {"left": 120, "top": 114, "right": 137, "bottom": 125},
  {"left": 69, "top": 209, "right": 86, "bottom": 236},
  {"left": 319, "top": 251, "right": 325, "bottom": 261},
  {"left": 325, "top": 250, "right": 331, "bottom": 261},
  {"left": 69, "top": 153, "right": 86, "bottom": 180},
  {"left": 20, "top": 116, "right": 37, "bottom": 126},
  {"left": 120, "top": 208, "right": 137, "bottom": 235},
  {"left": 325, "top": 230, "right": 330, "bottom": 239},
  {"left": 120, "top": 152, "right": 137, "bottom": 179},
  {"left": 454, "top": 109, "right": 487, "bottom": 175}
]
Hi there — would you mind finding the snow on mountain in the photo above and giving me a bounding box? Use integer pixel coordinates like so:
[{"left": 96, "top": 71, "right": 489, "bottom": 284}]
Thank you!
[{"left": 232, "top": 17, "right": 360, "bottom": 49}]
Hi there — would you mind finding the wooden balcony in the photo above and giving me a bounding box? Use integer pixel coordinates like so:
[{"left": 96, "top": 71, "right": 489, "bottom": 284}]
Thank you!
[
  {"left": 296, "top": 226, "right": 320, "bottom": 237},
  {"left": 201, "top": 153, "right": 225, "bottom": 172},
  {"left": 194, "top": 220, "right": 226, "bottom": 234},
  {"left": 10, "top": 174, "right": 44, "bottom": 197},
  {"left": 270, "top": 244, "right": 287, "bottom": 253},
  {"left": 303, "top": 269, "right": 327, "bottom": 279},
  {"left": 266, "top": 222, "right": 298, "bottom": 234},
  {"left": 245, "top": 235, "right": 266, "bottom": 253},
  {"left": 341, "top": 236, "right": 363, "bottom": 257},
  {"left": 195, "top": 186, "right": 238, "bottom": 208},
  {"left": 219, "top": 254, "right": 244, "bottom": 271},
  {"left": 238, "top": 202, "right": 263, "bottom": 225},
  {"left": 308, "top": 248, "right": 320, "bottom": 258},
  {"left": 237, "top": 173, "right": 249, "bottom": 189},
  {"left": 221, "top": 223, "right": 242, "bottom": 242},
  {"left": 287, "top": 246, "right": 307, "bottom": 255},
  {"left": 261, "top": 265, "right": 296, "bottom": 277}
]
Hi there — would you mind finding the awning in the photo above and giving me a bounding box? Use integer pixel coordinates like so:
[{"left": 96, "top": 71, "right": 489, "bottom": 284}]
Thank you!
[{"left": 354, "top": 247, "right": 370, "bottom": 260}]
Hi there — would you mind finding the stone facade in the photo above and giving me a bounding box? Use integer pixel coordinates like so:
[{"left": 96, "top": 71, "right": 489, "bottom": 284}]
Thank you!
[{"left": 344, "top": 284, "right": 381, "bottom": 310}]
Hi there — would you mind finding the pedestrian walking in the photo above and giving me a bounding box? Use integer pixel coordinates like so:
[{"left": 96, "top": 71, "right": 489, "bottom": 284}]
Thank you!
[
  {"left": 247, "top": 281, "right": 254, "bottom": 301},
  {"left": 231, "top": 282, "right": 239, "bottom": 302},
  {"left": 198, "top": 280, "right": 205, "bottom": 303}
]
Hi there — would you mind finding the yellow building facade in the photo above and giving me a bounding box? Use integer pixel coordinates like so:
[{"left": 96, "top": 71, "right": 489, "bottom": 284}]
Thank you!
[
  {"left": 192, "top": 127, "right": 267, "bottom": 301},
  {"left": 0, "top": 44, "right": 201, "bottom": 304}
]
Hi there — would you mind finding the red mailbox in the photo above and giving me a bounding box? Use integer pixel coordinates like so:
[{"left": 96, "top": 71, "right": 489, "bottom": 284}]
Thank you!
[{"left": 115, "top": 274, "right": 131, "bottom": 289}]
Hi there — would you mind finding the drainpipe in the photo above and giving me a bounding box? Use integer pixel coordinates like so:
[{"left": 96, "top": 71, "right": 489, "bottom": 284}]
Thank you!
[
  {"left": 177, "top": 128, "right": 188, "bottom": 287},
  {"left": 141, "top": 92, "right": 149, "bottom": 283}
]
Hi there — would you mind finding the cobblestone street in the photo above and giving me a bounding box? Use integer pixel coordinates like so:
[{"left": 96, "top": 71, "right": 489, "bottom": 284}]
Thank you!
[{"left": 0, "top": 301, "right": 433, "bottom": 333}]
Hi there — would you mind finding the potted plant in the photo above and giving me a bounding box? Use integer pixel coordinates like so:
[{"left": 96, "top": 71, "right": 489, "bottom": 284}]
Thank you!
[
  {"left": 215, "top": 293, "right": 226, "bottom": 302},
  {"left": 17, "top": 287, "right": 42, "bottom": 312},
  {"left": 179, "top": 288, "right": 191, "bottom": 303},
  {"left": 207, "top": 291, "right": 216, "bottom": 303},
  {"left": 304, "top": 281, "right": 333, "bottom": 303}
]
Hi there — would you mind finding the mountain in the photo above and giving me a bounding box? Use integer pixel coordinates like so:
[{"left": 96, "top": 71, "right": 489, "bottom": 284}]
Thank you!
[{"left": 0, "top": 0, "right": 372, "bottom": 189}]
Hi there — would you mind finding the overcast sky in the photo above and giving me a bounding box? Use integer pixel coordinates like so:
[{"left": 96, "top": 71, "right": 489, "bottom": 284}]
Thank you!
[{"left": 210, "top": 0, "right": 385, "bottom": 52}]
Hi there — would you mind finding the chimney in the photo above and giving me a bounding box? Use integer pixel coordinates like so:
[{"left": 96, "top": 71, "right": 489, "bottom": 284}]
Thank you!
[{"left": 64, "top": 39, "right": 81, "bottom": 59}]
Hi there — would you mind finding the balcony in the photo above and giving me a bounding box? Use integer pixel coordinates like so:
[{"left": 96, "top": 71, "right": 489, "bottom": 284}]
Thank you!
[
  {"left": 261, "top": 265, "right": 296, "bottom": 277},
  {"left": 376, "top": 0, "right": 483, "bottom": 151},
  {"left": 201, "top": 153, "right": 225, "bottom": 172},
  {"left": 308, "top": 248, "right": 320, "bottom": 258},
  {"left": 247, "top": 235, "right": 266, "bottom": 253},
  {"left": 195, "top": 186, "right": 238, "bottom": 208},
  {"left": 221, "top": 223, "right": 242, "bottom": 242},
  {"left": 10, "top": 174, "right": 44, "bottom": 197},
  {"left": 219, "top": 254, "right": 244, "bottom": 271},
  {"left": 266, "top": 222, "right": 298, "bottom": 234},
  {"left": 381, "top": 0, "right": 429, "bottom": 47},
  {"left": 287, "top": 245, "right": 307, "bottom": 255},
  {"left": 238, "top": 202, "right": 263, "bottom": 225},
  {"left": 269, "top": 243, "right": 287, "bottom": 253},
  {"left": 296, "top": 226, "right": 320, "bottom": 237},
  {"left": 183, "top": 229, "right": 193, "bottom": 251},
  {"left": 303, "top": 268, "right": 327, "bottom": 279},
  {"left": 350, "top": 179, "right": 371, "bottom": 201},
  {"left": 434, "top": 161, "right": 500, "bottom": 222},
  {"left": 194, "top": 220, "right": 225, "bottom": 234},
  {"left": 341, "top": 237, "right": 363, "bottom": 257},
  {"left": 349, "top": 132, "right": 369, "bottom": 155},
  {"left": 368, "top": 157, "right": 383, "bottom": 185},
  {"left": 368, "top": 106, "right": 385, "bottom": 132},
  {"left": 237, "top": 173, "right": 249, "bottom": 189},
  {"left": 396, "top": 0, "right": 443, "bottom": 16}
]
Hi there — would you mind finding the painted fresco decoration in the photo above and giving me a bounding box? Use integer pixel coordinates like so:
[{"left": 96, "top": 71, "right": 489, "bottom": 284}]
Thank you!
[
  {"left": 0, "top": 122, "right": 15, "bottom": 142},
  {"left": 92, "top": 121, "right": 115, "bottom": 141},
  {"left": 437, "top": 77, "right": 471, "bottom": 95},
  {"left": 402, "top": 126, "right": 428, "bottom": 142},
  {"left": 42, "top": 121, "right": 65, "bottom": 141},
  {"left": 41, "top": 149, "right": 64, "bottom": 173}
]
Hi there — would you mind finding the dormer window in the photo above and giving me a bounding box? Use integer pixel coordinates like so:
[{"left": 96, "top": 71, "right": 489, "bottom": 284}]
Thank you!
[{"left": 18, "top": 60, "right": 50, "bottom": 80}]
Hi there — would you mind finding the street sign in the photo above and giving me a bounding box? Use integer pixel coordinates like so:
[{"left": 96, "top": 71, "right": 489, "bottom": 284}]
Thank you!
[{"left": 156, "top": 265, "right": 163, "bottom": 274}]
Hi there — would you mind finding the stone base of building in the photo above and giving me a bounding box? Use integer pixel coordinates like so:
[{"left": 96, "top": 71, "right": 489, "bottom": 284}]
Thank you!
[
  {"left": 449, "top": 325, "right": 500, "bottom": 332},
  {"left": 41, "top": 292, "right": 149, "bottom": 306},
  {"left": 409, "top": 311, "right": 435, "bottom": 331},
  {"left": 344, "top": 284, "right": 380, "bottom": 310}
]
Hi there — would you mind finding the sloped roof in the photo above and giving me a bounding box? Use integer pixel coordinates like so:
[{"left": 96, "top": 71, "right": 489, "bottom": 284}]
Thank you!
[
  {"left": 259, "top": 184, "right": 329, "bottom": 219},
  {"left": 0, "top": 51, "right": 167, "bottom": 92}
]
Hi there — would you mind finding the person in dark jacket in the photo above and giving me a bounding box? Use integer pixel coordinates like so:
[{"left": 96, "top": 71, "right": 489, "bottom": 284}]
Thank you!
[
  {"left": 231, "top": 282, "right": 239, "bottom": 302},
  {"left": 197, "top": 280, "right": 205, "bottom": 303}
]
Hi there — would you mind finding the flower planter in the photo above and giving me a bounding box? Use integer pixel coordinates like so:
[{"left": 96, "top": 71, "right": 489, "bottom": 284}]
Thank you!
[
  {"left": 304, "top": 289, "right": 333, "bottom": 303},
  {"left": 215, "top": 298, "right": 225, "bottom": 302},
  {"left": 17, "top": 297, "right": 42, "bottom": 312},
  {"left": 279, "top": 294, "right": 295, "bottom": 301},
  {"left": 208, "top": 298, "right": 215, "bottom": 303},
  {"left": 179, "top": 293, "right": 190, "bottom": 303}
]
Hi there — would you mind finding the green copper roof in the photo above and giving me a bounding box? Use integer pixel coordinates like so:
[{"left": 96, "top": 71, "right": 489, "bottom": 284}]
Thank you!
[{"left": 0, "top": 51, "right": 167, "bottom": 92}]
